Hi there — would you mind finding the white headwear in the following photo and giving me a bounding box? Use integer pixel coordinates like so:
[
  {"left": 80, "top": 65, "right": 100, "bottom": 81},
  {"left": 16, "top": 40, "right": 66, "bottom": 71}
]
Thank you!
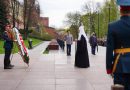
[{"left": 78, "top": 24, "right": 88, "bottom": 42}]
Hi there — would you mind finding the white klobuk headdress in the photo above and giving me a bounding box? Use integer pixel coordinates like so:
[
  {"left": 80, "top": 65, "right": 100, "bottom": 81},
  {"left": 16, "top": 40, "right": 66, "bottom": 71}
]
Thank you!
[{"left": 78, "top": 23, "right": 88, "bottom": 42}]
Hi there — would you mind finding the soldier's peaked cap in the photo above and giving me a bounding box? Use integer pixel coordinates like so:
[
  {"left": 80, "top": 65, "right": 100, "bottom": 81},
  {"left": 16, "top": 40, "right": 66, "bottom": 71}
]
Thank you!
[{"left": 117, "top": 0, "right": 130, "bottom": 6}]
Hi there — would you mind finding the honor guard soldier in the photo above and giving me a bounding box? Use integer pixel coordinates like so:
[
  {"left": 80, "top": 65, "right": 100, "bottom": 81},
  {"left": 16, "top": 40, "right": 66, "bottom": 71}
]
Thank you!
[
  {"left": 3, "top": 23, "right": 14, "bottom": 69},
  {"left": 106, "top": 0, "right": 130, "bottom": 90}
]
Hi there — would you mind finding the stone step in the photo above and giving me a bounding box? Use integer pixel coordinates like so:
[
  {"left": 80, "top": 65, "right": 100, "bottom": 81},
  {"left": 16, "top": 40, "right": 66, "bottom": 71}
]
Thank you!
[{"left": 111, "top": 84, "right": 124, "bottom": 90}]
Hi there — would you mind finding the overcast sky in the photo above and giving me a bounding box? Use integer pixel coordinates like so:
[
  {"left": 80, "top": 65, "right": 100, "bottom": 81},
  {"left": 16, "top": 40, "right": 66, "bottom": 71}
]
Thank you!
[{"left": 38, "top": 0, "right": 104, "bottom": 28}]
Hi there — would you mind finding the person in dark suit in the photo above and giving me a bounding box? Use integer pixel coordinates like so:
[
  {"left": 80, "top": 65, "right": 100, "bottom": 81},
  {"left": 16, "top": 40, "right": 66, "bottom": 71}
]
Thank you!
[
  {"left": 89, "top": 32, "right": 97, "bottom": 55},
  {"left": 106, "top": 0, "right": 130, "bottom": 90},
  {"left": 3, "top": 24, "right": 14, "bottom": 69},
  {"left": 75, "top": 23, "right": 90, "bottom": 68}
]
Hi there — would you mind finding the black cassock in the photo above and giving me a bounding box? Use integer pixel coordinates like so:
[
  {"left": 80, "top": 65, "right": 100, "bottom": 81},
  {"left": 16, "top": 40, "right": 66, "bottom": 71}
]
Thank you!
[{"left": 75, "top": 35, "right": 90, "bottom": 68}]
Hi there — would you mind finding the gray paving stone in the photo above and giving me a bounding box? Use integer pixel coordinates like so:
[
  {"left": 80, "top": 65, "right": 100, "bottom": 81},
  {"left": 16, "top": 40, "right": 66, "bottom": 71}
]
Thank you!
[{"left": 0, "top": 41, "right": 113, "bottom": 90}]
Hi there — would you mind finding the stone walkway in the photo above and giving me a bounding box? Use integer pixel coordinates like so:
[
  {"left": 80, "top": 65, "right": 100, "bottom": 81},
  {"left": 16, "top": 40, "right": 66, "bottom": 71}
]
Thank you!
[{"left": 0, "top": 41, "right": 113, "bottom": 90}]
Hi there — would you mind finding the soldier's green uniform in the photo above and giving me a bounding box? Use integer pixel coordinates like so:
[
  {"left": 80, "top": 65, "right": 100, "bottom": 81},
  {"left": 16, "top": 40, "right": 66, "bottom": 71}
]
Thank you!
[{"left": 106, "top": 0, "right": 130, "bottom": 90}]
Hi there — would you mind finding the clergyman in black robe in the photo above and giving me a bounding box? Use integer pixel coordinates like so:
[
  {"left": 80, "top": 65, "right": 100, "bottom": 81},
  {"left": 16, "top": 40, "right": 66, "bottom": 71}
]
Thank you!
[{"left": 75, "top": 24, "right": 90, "bottom": 68}]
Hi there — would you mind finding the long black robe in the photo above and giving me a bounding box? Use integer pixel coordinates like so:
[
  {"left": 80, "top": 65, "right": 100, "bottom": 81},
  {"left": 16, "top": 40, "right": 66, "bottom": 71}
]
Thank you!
[{"left": 75, "top": 35, "right": 90, "bottom": 68}]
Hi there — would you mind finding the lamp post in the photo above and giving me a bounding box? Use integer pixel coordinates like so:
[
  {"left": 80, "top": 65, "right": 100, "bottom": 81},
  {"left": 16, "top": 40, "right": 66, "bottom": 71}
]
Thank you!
[
  {"left": 98, "top": 11, "right": 99, "bottom": 38},
  {"left": 88, "top": 0, "right": 93, "bottom": 36},
  {"left": 108, "top": 3, "right": 111, "bottom": 23},
  {"left": 96, "top": 2, "right": 101, "bottom": 38},
  {"left": 105, "top": 0, "right": 111, "bottom": 38},
  {"left": 106, "top": 0, "right": 111, "bottom": 23}
]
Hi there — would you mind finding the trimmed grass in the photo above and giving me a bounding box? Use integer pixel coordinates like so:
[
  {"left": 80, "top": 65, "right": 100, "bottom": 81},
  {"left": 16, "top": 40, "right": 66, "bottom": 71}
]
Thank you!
[
  {"left": 43, "top": 47, "right": 49, "bottom": 54},
  {"left": 0, "top": 41, "right": 4, "bottom": 54},
  {"left": 0, "top": 38, "right": 43, "bottom": 54}
]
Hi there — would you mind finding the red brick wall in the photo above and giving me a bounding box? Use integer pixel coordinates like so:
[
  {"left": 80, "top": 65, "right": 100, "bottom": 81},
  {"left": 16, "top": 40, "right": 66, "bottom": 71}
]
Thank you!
[
  {"left": 44, "top": 26, "right": 58, "bottom": 38},
  {"left": 40, "top": 17, "right": 49, "bottom": 26}
]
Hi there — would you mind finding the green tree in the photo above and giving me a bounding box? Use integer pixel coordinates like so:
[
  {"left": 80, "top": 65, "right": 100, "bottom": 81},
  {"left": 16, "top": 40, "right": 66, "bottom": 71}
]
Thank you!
[
  {"left": 65, "top": 12, "right": 81, "bottom": 26},
  {"left": 69, "top": 25, "right": 79, "bottom": 39},
  {"left": 0, "top": 0, "right": 8, "bottom": 38},
  {"left": 82, "top": 2, "right": 98, "bottom": 36},
  {"left": 65, "top": 11, "right": 81, "bottom": 39},
  {"left": 23, "top": 0, "right": 40, "bottom": 39},
  {"left": 11, "top": 0, "right": 20, "bottom": 27},
  {"left": 99, "top": 0, "right": 118, "bottom": 38},
  {"left": 82, "top": 0, "right": 118, "bottom": 38}
]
